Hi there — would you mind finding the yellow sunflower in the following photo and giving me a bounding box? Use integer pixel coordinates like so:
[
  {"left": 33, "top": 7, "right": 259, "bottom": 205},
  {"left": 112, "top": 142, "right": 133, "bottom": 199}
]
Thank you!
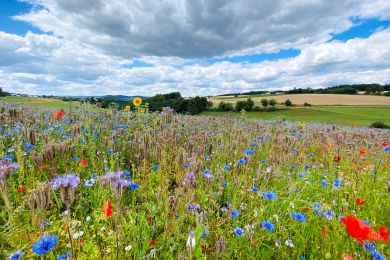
[
  {"left": 124, "top": 105, "right": 131, "bottom": 111},
  {"left": 140, "top": 107, "right": 145, "bottom": 113},
  {"left": 133, "top": 97, "right": 142, "bottom": 107}
]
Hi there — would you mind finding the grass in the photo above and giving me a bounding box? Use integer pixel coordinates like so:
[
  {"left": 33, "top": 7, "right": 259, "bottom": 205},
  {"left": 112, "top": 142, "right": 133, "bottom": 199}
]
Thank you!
[
  {"left": 203, "top": 106, "right": 390, "bottom": 126},
  {"left": 0, "top": 96, "right": 81, "bottom": 109}
]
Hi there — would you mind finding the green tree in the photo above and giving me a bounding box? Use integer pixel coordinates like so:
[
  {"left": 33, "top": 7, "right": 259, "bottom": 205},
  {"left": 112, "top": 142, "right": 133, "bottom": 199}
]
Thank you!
[
  {"left": 285, "top": 99, "right": 292, "bottom": 106},
  {"left": 261, "top": 98, "right": 269, "bottom": 107},
  {"left": 269, "top": 99, "right": 276, "bottom": 107}
]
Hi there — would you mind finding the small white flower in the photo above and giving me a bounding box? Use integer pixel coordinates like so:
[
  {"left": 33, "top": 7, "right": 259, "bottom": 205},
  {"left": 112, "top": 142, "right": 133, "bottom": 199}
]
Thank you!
[
  {"left": 86, "top": 216, "right": 91, "bottom": 222},
  {"left": 100, "top": 226, "right": 106, "bottom": 232},
  {"left": 253, "top": 209, "right": 258, "bottom": 217},
  {"left": 186, "top": 232, "right": 196, "bottom": 249},
  {"left": 285, "top": 238, "right": 294, "bottom": 248},
  {"left": 125, "top": 245, "right": 132, "bottom": 251},
  {"left": 79, "top": 231, "right": 84, "bottom": 237},
  {"left": 72, "top": 233, "right": 79, "bottom": 240}
]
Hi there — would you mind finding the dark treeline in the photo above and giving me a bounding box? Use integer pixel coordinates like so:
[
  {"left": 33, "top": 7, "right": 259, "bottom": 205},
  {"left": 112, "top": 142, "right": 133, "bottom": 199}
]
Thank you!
[
  {"left": 0, "top": 87, "right": 9, "bottom": 97},
  {"left": 220, "top": 84, "right": 390, "bottom": 96}
]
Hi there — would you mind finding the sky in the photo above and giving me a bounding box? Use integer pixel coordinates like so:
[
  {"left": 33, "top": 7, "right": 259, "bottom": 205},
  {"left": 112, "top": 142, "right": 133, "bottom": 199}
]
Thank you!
[{"left": 1, "top": 0, "right": 390, "bottom": 97}]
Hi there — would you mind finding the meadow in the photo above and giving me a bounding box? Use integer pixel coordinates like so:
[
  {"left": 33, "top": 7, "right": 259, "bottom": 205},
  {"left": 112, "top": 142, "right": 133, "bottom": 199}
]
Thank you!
[{"left": 0, "top": 99, "right": 389, "bottom": 259}]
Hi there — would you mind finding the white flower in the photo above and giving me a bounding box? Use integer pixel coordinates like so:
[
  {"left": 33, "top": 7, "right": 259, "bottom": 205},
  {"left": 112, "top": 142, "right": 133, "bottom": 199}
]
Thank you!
[
  {"left": 186, "top": 232, "right": 196, "bottom": 249},
  {"left": 125, "top": 245, "right": 132, "bottom": 251},
  {"left": 285, "top": 238, "right": 294, "bottom": 248},
  {"left": 86, "top": 216, "right": 91, "bottom": 222},
  {"left": 72, "top": 233, "right": 79, "bottom": 240},
  {"left": 100, "top": 226, "right": 106, "bottom": 232},
  {"left": 79, "top": 231, "right": 84, "bottom": 237}
]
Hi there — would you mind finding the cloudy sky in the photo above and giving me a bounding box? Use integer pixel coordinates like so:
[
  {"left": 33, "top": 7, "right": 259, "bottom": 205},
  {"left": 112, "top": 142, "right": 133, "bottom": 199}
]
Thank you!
[{"left": 1, "top": 0, "right": 390, "bottom": 96}]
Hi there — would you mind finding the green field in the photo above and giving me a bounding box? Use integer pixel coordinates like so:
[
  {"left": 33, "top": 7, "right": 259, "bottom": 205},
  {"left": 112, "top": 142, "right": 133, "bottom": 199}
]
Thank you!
[
  {"left": 203, "top": 106, "right": 390, "bottom": 126},
  {"left": 0, "top": 96, "right": 91, "bottom": 110}
]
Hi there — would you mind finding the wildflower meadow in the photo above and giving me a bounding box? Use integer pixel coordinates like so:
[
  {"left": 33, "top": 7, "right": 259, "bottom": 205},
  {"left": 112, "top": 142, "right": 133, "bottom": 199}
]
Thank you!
[{"left": 0, "top": 100, "right": 389, "bottom": 259}]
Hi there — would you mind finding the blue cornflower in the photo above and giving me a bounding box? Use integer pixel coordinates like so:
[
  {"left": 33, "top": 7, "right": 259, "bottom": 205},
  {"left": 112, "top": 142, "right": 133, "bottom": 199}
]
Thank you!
[
  {"left": 291, "top": 148, "right": 297, "bottom": 153},
  {"left": 201, "top": 229, "right": 209, "bottom": 238},
  {"left": 290, "top": 165, "right": 296, "bottom": 170},
  {"left": 57, "top": 251, "right": 71, "bottom": 260},
  {"left": 234, "top": 227, "right": 244, "bottom": 237},
  {"left": 263, "top": 191, "right": 277, "bottom": 200},
  {"left": 129, "top": 183, "right": 139, "bottom": 190},
  {"left": 262, "top": 220, "right": 275, "bottom": 232},
  {"left": 8, "top": 250, "right": 25, "bottom": 260},
  {"left": 83, "top": 179, "right": 95, "bottom": 187},
  {"left": 244, "top": 149, "right": 254, "bottom": 156},
  {"left": 384, "top": 147, "right": 390, "bottom": 152},
  {"left": 364, "top": 242, "right": 376, "bottom": 252},
  {"left": 24, "top": 144, "right": 34, "bottom": 152},
  {"left": 237, "top": 158, "right": 247, "bottom": 165},
  {"left": 261, "top": 159, "right": 266, "bottom": 163},
  {"left": 32, "top": 235, "right": 57, "bottom": 255},
  {"left": 320, "top": 180, "right": 329, "bottom": 187},
  {"left": 122, "top": 171, "right": 131, "bottom": 180},
  {"left": 290, "top": 212, "right": 307, "bottom": 222},
  {"left": 300, "top": 257, "right": 306, "bottom": 260},
  {"left": 251, "top": 186, "right": 258, "bottom": 192},
  {"left": 230, "top": 209, "right": 240, "bottom": 219},
  {"left": 371, "top": 251, "right": 385, "bottom": 260},
  {"left": 323, "top": 209, "right": 335, "bottom": 221},
  {"left": 334, "top": 179, "right": 343, "bottom": 188},
  {"left": 152, "top": 165, "right": 159, "bottom": 171},
  {"left": 223, "top": 165, "right": 230, "bottom": 171}
]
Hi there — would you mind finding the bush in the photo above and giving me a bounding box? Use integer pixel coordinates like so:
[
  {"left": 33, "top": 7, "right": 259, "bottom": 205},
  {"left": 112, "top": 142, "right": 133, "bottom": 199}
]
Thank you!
[
  {"left": 285, "top": 99, "right": 293, "bottom": 106},
  {"left": 269, "top": 99, "right": 276, "bottom": 107},
  {"left": 235, "top": 98, "right": 254, "bottom": 112},
  {"left": 218, "top": 101, "right": 234, "bottom": 111},
  {"left": 261, "top": 98, "right": 269, "bottom": 107},
  {"left": 253, "top": 106, "right": 262, "bottom": 111},
  {"left": 370, "top": 121, "right": 390, "bottom": 129},
  {"left": 304, "top": 102, "right": 311, "bottom": 106}
]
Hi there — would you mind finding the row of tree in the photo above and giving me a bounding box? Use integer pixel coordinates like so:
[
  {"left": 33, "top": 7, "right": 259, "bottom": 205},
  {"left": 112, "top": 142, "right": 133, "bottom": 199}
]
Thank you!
[
  {"left": 217, "top": 98, "right": 293, "bottom": 112},
  {"left": 220, "top": 84, "right": 390, "bottom": 96}
]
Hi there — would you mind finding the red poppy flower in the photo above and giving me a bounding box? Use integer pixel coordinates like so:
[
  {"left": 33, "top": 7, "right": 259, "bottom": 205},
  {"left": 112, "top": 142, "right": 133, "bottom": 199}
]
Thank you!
[
  {"left": 341, "top": 215, "right": 388, "bottom": 245},
  {"left": 102, "top": 200, "right": 112, "bottom": 217},
  {"left": 322, "top": 227, "right": 328, "bottom": 237},
  {"left": 355, "top": 198, "right": 365, "bottom": 205},
  {"left": 333, "top": 155, "right": 341, "bottom": 163},
  {"left": 147, "top": 216, "right": 151, "bottom": 223},
  {"left": 18, "top": 186, "right": 25, "bottom": 193},
  {"left": 382, "top": 142, "right": 388, "bottom": 147},
  {"left": 359, "top": 150, "right": 366, "bottom": 155},
  {"left": 40, "top": 163, "right": 47, "bottom": 169},
  {"left": 357, "top": 167, "right": 363, "bottom": 172},
  {"left": 54, "top": 111, "right": 64, "bottom": 120},
  {"left": 379, "top": 226, "right": 389, "bottom": 242},
  {"left": 80, "top": 159, "right": 88, "bottom": 166},
  {"left": 149, "top": 240, "right": 155, "bottom": 246}
]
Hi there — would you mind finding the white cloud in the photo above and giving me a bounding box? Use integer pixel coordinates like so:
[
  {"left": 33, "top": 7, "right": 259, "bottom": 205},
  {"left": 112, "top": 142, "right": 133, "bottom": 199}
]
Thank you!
[{"left": 0, "top": 0, "right": 390, "bottom": 96}]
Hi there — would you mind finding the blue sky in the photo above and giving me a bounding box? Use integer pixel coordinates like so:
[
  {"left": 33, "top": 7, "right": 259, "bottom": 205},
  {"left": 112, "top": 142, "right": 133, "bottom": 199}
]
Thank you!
[{"left": 1, "top": 0, "right": 390, "bottom": 96}]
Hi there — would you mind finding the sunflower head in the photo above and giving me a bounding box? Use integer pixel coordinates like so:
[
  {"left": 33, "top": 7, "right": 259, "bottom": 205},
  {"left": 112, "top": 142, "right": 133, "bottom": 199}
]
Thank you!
[
  {"left": 133, "top": 97, "right": 142, "bottom": 107},
  {"left": 140, "top": 107, "right": 146, "bottom": 113},
  {"left": 124, "top": 105, "right": 131, "bottom": 111}
]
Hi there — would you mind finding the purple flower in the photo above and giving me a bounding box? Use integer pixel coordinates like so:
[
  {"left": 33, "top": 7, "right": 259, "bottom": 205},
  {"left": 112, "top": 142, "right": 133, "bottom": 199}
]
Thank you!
[{"left": 51, "top": 174, "right": 80, "bottom": 190}]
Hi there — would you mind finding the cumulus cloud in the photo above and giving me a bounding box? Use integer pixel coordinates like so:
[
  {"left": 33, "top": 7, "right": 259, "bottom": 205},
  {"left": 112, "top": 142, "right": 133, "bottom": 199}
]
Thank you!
[{"left": 0, "top": 0, "right": 390, "bottom": 96}]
